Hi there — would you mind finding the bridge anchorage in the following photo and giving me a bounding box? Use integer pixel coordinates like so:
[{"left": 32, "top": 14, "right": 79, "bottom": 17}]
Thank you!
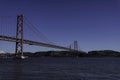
[{"left": 0, "top": 14, "right": 85, "bottom": 59}]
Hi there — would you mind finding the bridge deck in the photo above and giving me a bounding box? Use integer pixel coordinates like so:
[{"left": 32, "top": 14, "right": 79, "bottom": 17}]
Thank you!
[{"left": 0, "top": 35, "right": 81, "bottom": 52}]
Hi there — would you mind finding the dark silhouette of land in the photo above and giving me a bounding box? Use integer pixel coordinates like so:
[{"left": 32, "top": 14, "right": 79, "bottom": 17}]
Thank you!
[{"left": 1, "top": 50, "right": 120, "bottom": 57}]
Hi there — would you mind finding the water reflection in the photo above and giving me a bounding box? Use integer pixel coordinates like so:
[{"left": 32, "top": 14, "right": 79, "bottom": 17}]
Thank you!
[
  {"left": 13, "top": 59, "right": 24, "bottom": 80},
  {"left": 1, "top": 57, "right": 120, "bottom": 80}
]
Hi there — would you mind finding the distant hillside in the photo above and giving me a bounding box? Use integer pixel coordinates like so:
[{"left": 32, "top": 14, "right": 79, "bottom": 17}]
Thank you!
[
  {"left": 0, "top": 51, "right": 87, "bottom": 57},
  {"left": 0, "top": 50, "right": 120, "bottom": 57},
  {"left": 24, "top": 51, "right": 87, "bottom": 57},
  {"left": 88, "top": 50, "right": 120, "bottom": 57},
  {"left": 17, "top": 50, "right": 120, "bottom": 57}
]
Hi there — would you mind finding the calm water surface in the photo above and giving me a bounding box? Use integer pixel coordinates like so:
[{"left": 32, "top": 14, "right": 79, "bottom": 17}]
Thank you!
[{"left": 0, "top": 57, "right": 120, "bottom": 80}]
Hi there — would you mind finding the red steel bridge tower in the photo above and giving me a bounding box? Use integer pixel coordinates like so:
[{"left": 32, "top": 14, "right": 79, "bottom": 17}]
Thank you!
[
  {"left": 74, "top": 40, "right": 78, "bottom": 51},
  {"left": 15, "top": 14, "right": 24, "bottom": 58}
]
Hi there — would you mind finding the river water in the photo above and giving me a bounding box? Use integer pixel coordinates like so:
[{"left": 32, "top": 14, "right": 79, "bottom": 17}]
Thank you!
[{"left": 0, "top": 57, "right": 120, "bottom": 80}]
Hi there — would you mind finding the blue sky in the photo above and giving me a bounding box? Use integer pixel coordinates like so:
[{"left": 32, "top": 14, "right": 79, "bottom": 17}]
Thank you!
[{"left": 0, "top": 0, "right": 120, "bottom": 52}]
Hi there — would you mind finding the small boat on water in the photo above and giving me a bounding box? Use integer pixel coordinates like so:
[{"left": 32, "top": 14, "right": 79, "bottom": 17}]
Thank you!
[
  {"left": 14, "top": 56, "right": 28, "bottom": 59},
  {"left": 21, "top": 56, "right": 28, "bottom": 59}
]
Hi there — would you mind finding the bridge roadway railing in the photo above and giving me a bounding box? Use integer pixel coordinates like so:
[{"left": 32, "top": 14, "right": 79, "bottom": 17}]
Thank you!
[{"left": 0, "top": 35, "right": 82, "bottom": 52}]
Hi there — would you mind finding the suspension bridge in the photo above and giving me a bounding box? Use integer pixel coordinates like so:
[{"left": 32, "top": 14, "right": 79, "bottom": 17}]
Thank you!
[{"left": 0, "top": 14, "right": 84, "bottom": 59}]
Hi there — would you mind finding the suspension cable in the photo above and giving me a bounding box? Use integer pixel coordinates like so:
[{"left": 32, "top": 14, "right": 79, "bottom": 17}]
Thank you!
[{"left": 24, "top": 16, "right": 53, "bottom": 44}]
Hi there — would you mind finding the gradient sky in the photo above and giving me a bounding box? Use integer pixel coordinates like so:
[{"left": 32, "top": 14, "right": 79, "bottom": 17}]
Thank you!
[{"left": 0, "top": 0, "right": 120, "bottom": 52}]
